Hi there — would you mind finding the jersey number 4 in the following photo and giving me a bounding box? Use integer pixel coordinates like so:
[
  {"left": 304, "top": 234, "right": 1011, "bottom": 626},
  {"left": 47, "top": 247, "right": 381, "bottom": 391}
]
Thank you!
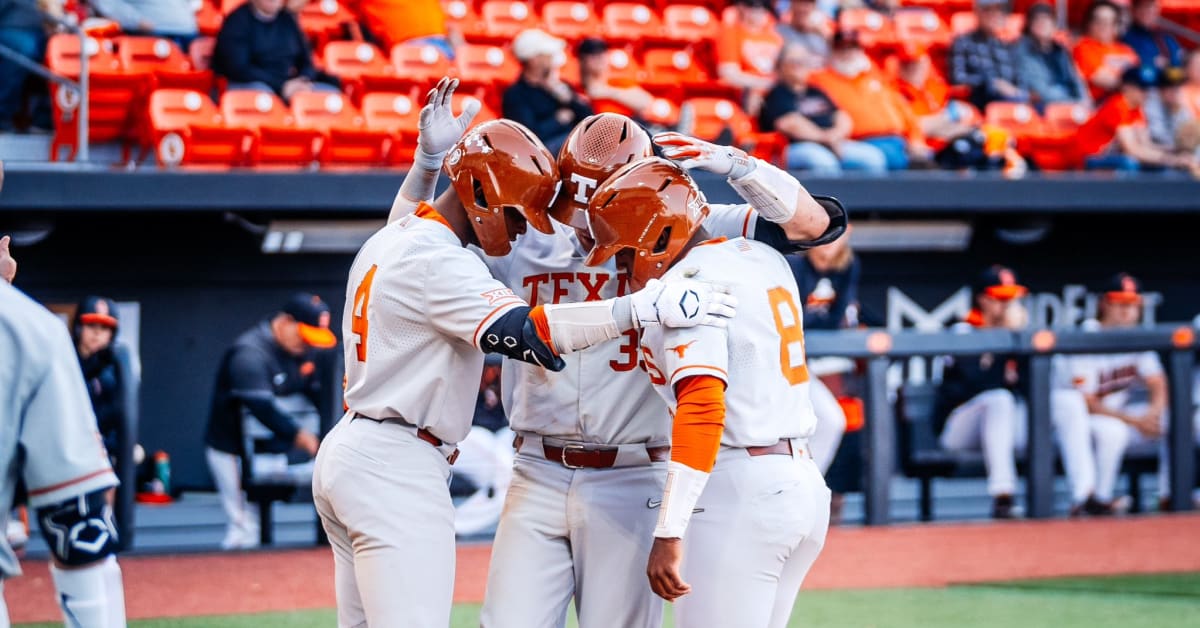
[
  {"left": 352, "top": 265, "right": 378, "bottom": 362},
  {"left": 768, "top": 287, "right": 809, "bottom": 385}
]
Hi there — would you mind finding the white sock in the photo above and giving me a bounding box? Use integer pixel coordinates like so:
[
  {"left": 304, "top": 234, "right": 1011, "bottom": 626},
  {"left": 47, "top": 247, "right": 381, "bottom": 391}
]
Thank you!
[
  {"left": 101, "top": 556, "right": 126, "bottom": 627},
  {"left": 1, "top": 578, "right": 10, "bottom": 628},
  {"left": 50, "top": 560, "right": 111, "bottom": 627}
]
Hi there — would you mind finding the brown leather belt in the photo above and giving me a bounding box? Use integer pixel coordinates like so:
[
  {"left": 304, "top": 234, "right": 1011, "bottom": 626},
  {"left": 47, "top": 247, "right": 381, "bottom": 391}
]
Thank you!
[
  {"left": 353, "top": 412, "right": 459, "bottom": 465},
  {"left": 514, "top": 435, "right": 669, "bottom": 469},
  {"left": 746, "top": 439, "right": 799, "bottom": 457}
]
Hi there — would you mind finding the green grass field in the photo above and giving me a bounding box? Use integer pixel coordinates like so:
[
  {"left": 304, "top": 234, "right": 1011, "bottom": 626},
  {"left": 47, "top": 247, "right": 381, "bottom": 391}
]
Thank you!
[{"left": 19, "top": 572, "right": 1200, "bottom": 627}]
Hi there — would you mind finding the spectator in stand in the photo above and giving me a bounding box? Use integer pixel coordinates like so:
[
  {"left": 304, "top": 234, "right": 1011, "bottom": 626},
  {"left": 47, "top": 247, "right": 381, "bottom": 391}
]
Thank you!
[
  {"left": 949, "top": 0, "right": 1030, "bottom": 112},
  {"left": 895, "top": 43, "right": 977, "bottom": 143},
  {"left": 213, "top": 0, "right": 339, "bottom": 103},
  {"left": 716, "top": 0, "right": 783, "bottom": 116},
  {"left": 777, "top": 0, "right": 832, "bottom": 61},
  {"left": 502, "top": 28, "right": 592, "bottom": 155},
  {"left": 810, "top": 30, "right": 931, "bottom": 170},
  {"left": 1145, "top": 67, "right": 1196, "bottom": 152},
  {"left": 204, "top": 293, "right": 335, "bottom": 550},
  {"left": 1182, "top": 49, "right": 1200, "bottom": 119},
  {"left": 1074, "top": 1, "right": 1141, "bottom": 102},
  {"left": 1016, "top": 3, "right": 1091, "bottom": 108},
  {"left": 760, "top": 43, "right": 887, "bottom": 175},
  {"left": 576, "top": 39, "right": 651, "bottom": 123},
  {"left": 89, "top": 0, "right": 198, "bottom": 50},
  {"left": 0, "top": 0, "right": 52, "bottom": 132},
  {"left": 346, "top": 0, "right": 460, "bottom": 58},
  {"left": 1123, "top": 0, "right": 1182, "bottom": 86},
  {"left": 1073, "top": 66, "right": 1195, "bottom": 171}
]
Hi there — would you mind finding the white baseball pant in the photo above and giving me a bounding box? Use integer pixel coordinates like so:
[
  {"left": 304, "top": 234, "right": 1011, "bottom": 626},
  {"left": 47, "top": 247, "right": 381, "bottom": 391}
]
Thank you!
[
  {"left": 675, "top": 446, "right": 830, "bottom": 628},
  {"left": 942, "top": 388, "right": 1120, "bottom": 502},
  {"left": 808, "top": 377, "right": 846, "bottom": 475},
  {"left": 312, "top": 416, "right": 455, "bottom": 628},
  {"left": 453, "top": 427, "right": 515, "bottom": 537},
  {"left": 205, "top": 447, "right": 260, "bottom": 550},
  {"left": 1086, "top": 402, "right": 1195, "bottom": 502},
  {"left": 481, "top": 450, "right": 666, "bottom": 628}
]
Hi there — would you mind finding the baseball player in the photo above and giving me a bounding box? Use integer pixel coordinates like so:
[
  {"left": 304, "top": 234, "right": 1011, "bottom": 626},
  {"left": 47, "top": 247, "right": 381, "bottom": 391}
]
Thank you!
[
  {"left": 582, "top": 157, "right": 833, "bottom": 628},
  {"left": 1064, "top": 273, "right": 1174, "bottom": 514},
  {"left": 311, "top": 80, "right": 737, "bottom": 628},
  {"left": 385, "top": 83, "right": 845, "bottom": 626},
  {"left": 1, "top": 257, "right": 126, "bottom": 627}
]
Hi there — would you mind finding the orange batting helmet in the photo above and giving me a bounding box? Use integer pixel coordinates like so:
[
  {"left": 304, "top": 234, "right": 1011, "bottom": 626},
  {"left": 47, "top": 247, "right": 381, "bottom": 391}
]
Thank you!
[
  {"left": 444, "top": 119, "right": 559, "bottom": 256},
  {"left": 553, "top": 113, "right": 653, "bottom": 230}
]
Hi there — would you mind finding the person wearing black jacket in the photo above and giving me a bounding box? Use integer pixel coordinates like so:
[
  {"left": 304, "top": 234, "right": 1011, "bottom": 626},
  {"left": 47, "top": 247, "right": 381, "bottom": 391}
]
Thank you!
[
  {"left": 72, "top": 297, "right": 126, "bottom": 458},
  {"left": 205, "top": 293, "right": 336, "bottom": 549},
  {"left": 212, "top": 0, "right": 338, "bottom": 102},
  {"left": 502, "top": 28, "right": 592, "bottom": 155}
]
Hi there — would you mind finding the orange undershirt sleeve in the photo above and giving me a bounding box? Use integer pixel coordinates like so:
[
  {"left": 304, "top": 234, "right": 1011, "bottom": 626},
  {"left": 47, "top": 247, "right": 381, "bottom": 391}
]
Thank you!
[
  {"left": 671, "top": 375, "right": 727, "bottom": 473},
  {"left": 528, "top": 305, "right": 558, "bottom": 355}
]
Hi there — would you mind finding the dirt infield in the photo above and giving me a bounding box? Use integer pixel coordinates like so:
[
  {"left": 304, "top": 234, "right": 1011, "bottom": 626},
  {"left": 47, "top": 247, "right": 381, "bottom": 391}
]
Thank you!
[{"left": 10, "top": 513, "right": 1200, "bottom": 623}]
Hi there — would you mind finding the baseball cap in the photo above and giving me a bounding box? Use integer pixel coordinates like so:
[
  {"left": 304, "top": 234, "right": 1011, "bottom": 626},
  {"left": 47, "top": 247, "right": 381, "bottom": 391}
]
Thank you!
[
  {"left": 512, "top": 28, "right": 566, "bottom": 63},
  {"left": 1103, "top": 272, "right": 1142, "bottom": 304},
  {"left": 576, "top": 37, "right": 608, "bottom": 58},
  {"left": 973, "top": 265, "right": 1027, "bottom": 301},
  {"left": 283, "top": 293, "right": 337, "bottom": 349},
  {"left": 75, "top": 296, "right": 119, "bottom": 329},
  {"left": 1121, "top": 65, "right": 1156, "bottom": 89}
]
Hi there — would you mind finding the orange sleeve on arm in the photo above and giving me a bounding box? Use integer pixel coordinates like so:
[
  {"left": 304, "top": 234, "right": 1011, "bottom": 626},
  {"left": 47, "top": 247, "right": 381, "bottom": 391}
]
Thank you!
[
  {"left": 528, "top": 305, "right": 559, "bottom": 355},
  {"left": 671, "top": 375, "right": 727, "bottom": 473}
]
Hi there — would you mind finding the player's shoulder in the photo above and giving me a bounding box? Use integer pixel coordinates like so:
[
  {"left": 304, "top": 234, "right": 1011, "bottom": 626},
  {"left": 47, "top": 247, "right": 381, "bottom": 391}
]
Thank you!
[{"left": 0, "top": 283, "right": 70, "bottom": 364}]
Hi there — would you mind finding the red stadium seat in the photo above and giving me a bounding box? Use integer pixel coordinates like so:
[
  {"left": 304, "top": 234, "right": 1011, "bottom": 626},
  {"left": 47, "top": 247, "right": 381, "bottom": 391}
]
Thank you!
[
  {"left": 297, "top": 0, "right": 360, "bottom": 52},
  {"left": 985, "top": 102, "right": 1045, "bottom": 138},
  {"left": 291, "top": 92, "right": 392, "bottom": 165},
  {"left": 541, "top": 1, "right": 597, "bottom": 44},
  {"left": 839, "top": 8, "right": 898, "bottom": 52},
  {"left": 45, "top": 35, "right": 143, "bottom": 161},
  {"left": 602, "top": 2, "right": 666, "bottom": 49},
  {"left": 220, "top": 90, "right": 322, "bottom": 165},
  {"left": 148, "top": 89, "right": 252, "bottom": 166},
  {"left": 390, "top": 43, "right": 454, "bottom": 95},
  {"left": 478, "top": 0, "right": 540, "bottom": 44},
  {"left": 893, "top": 8, "right": 951, "bottom": 51},
  {"left": 1043, "top": 102, "right": 1092, "bottom": 134},
  {"left": 662, "top": 4, "right": 720, "bottom": 47}
]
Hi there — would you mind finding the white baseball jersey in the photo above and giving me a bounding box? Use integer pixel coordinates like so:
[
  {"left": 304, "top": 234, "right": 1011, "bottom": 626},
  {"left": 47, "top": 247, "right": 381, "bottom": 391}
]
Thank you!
[
  {"left": 480, "top": 204, "right": 761, "bottom": 445},
  {"left": 342, "top": 204, "right": 527, "bottom": 446},
  {"left": 1068, "top": 351, "right": 1164, "bottom": 411},
  {"left": 639, "top": 237, "right": 817, "bottom": 447},
  {"left": 1, "top": 282, "right": 117, "bottom": 578}
]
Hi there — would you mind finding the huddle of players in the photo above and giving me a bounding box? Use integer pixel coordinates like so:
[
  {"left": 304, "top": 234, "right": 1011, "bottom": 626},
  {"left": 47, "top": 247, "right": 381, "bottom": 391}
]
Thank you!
[{"left": 313, "top": 78, "right": 847, "bottom": 628}]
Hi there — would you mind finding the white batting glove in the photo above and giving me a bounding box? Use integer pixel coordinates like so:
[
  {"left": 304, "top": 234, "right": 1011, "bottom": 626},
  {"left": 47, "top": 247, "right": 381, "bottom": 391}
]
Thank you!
[
  {"left": 654, "top": 132, "right": 756, "bottom": 180},
  {"left": 630, "top": 278, "right": 738, "bottom": 329},
  {"left": 415, "top": 77, "right": 482, "bottom": 170}
]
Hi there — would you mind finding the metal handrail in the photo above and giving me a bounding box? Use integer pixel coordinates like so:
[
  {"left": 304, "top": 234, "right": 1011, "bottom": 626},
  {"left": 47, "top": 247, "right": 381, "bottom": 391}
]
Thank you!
[{"left": 0, "top": 9, "right": 89, "bottom": 161}]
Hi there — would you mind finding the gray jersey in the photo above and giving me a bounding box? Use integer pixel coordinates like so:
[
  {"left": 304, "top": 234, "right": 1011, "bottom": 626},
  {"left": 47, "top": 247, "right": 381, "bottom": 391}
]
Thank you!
[{"left": 1, "top": 282, "right": 117, "bottom": 578}]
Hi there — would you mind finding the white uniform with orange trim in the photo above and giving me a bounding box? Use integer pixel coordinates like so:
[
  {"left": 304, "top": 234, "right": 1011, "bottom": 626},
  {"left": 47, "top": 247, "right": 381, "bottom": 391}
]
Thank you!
[
  {"left": 0, "top": 281, "right": 118, "bottom": 620},
  {"left": 312, "top": 204, "right": 529, "bottom": 628},
  {"left": 640, "top": 237, "right": 830, "bottom": 628},
  {"left": 479, "top": 204, "right": 765, "bottom": 628}
]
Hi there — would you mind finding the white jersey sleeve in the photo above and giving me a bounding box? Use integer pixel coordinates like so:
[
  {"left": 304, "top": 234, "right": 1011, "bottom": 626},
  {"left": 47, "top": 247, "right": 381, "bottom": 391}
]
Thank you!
[
  {"left": 703, "top": 203, "right": 757, "bottom": 240},
  {"left": 1136, "top": 351, "right": 1164, "bottom": 379},
  {"left": 661, "top": 324, "right": 729, "bottom": 388},
  {"left": 426, "top": 248, "right": 527, "bottom": 348}
]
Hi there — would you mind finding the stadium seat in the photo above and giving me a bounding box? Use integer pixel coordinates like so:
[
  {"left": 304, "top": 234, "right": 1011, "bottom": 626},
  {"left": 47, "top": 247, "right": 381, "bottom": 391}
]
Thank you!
[
  {"left": 389, "top": 43, "right": 454, "bottom": 95},
  {"left": 442, "top": 0, "right": 485, "bottom": 42},
  {"left": 116, "top": 36, "right": 213, "bottom": 92},
  {"left": 220, "top": 90, "right": 322, "bottom": 166},
  {"left": 1043, "top": 102, "right": 1091, "bottom": 134},
  {"left": 602, "top": 2, "right": 667, "bottom": 49},
  {"left": 454, "top": 44, "right": 520, "bottom": 104},
  {"left": 290, "top": 92, "right": 391, "bottom": 165},
  {"left": 684, "top": 96, "right": 786, "bottom": 165},
  {"left": 189, "top": 36, "right": 216, "bottom": 71},
  {"left": 984, "top": 102, "right": 1045, "bottom": 138},
  {"left": 949, "top": 11, "right": 1024, "bottom": 42},
  {"left": 148, "top": 89, "right": 252, "bottom": 166},
  {"left": 603, "top": 47, "right": 645, "bottom": 88},
  {"left": 839, "top": 8, "right": 898, "bottom": 52},
  {"left": 477, "top": 0, "right": 540, "bottom": 45},
  {"left": 45, "top": 34, "right": 144, "bottom": 162},
  {"left": 662, "top": 4, "right": 720, "bottom": 47},
  {"left": 541, "top": 1, "right": 597, "bottom": 43},
  {"left": 893, "top": 8, "right": 951, "bottom": 51},
  {"left": 361, "top": 92, "right": 422, "bottom": 164},
  {"left": 322, "top": 41, "right": 401, "bottom": 102},
  {"left": 194, "top": 0, "right": 223, "bottom": 36},
  {"left": 642, "top": 48, "right": 710, "bottom": 100},
  {"left": 297, "top": 0, "right": 360, "bottom": 52},
  {"left": 219, "top": 0, "right": 244, "bottom": 14},
  {"left": 642, "top": 96, "right": 681, "bottom": 127}
]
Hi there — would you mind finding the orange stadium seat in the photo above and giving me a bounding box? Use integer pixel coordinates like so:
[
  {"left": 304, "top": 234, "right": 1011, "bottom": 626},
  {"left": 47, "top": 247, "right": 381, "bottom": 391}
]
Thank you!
[
  {"left": 454, "top": 44, "right": 520, "bottom": 104},
  {"left": 194, "top": 0, "right": 223, "bottom": 36},
  {"left": 950, "top": 11, "right": 1024, "bottom": 42},
  {"left": 322, "top": 41, "right": 402, "bottom": 102},
  {"left": 442, "top": 0, "right": 485, "bottom": 42},
  {"left": 45, "top": 34, "right": 144, "bottom": 161},
  {"left": 189, "top": 36, "right": 216, "bottom": 71},
  {"left": 684, "top": 96, "right": 786, "bottom": 165},
  {"left": 893, "top": 8, "right": 952, "bottom": 51},
  {"left": 297, "top": 0, "right": 360, "bottom": 52},
  {"left": 291, "top": 92, "right": 392, "bottom": 165},
  {"left": 642, "top": 48, "right": 710, "bottom": 100},
  {"left": 642, "top": 96, "right": 681, "bottom": 127},
  {"left": 839, "top": 8, "right": 898, "bottom": 52},
  {"left": 361, "top": 92, "right": 422, "bottom": 164},
  {"left": 985, "top": 102, "right": 1045, "bottom": 138},
  {"left": 559, "top": 54, "right": 580, "bottom": 87},
  {"left": 602, "top": 2, "right": 667, "bottom": 49},
  {"left": 220, "top": 90, "right": 322, "bottom": 165},
  {"left": 1043, "top": 102, "right": 1092, "bottom": 134},
  {"left": 390, "top": 43, "right": 454, "bottom": 95},
  {"left": 662, "top": 4, "right": 720, "bottom": 48},
  {"left": 148, "top": 89, "right": 252, "bottom": 166},
  {"left": 117, "top": 36, "right": 213, "bottom": 91},
  {"left": 478, "top": 1, "right": 540, "bottom": 45},
  {"left": 603, "top": 47, "right": 645, "bottom": 87},
  {"left": 541, "top": 1, "right": 597, "bottom": 43}
]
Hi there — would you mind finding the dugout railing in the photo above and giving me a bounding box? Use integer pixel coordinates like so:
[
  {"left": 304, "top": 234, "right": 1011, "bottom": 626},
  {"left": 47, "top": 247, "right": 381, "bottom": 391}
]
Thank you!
[{"left": 806, "top": 324, "right": 1198, "bottom": 526}]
